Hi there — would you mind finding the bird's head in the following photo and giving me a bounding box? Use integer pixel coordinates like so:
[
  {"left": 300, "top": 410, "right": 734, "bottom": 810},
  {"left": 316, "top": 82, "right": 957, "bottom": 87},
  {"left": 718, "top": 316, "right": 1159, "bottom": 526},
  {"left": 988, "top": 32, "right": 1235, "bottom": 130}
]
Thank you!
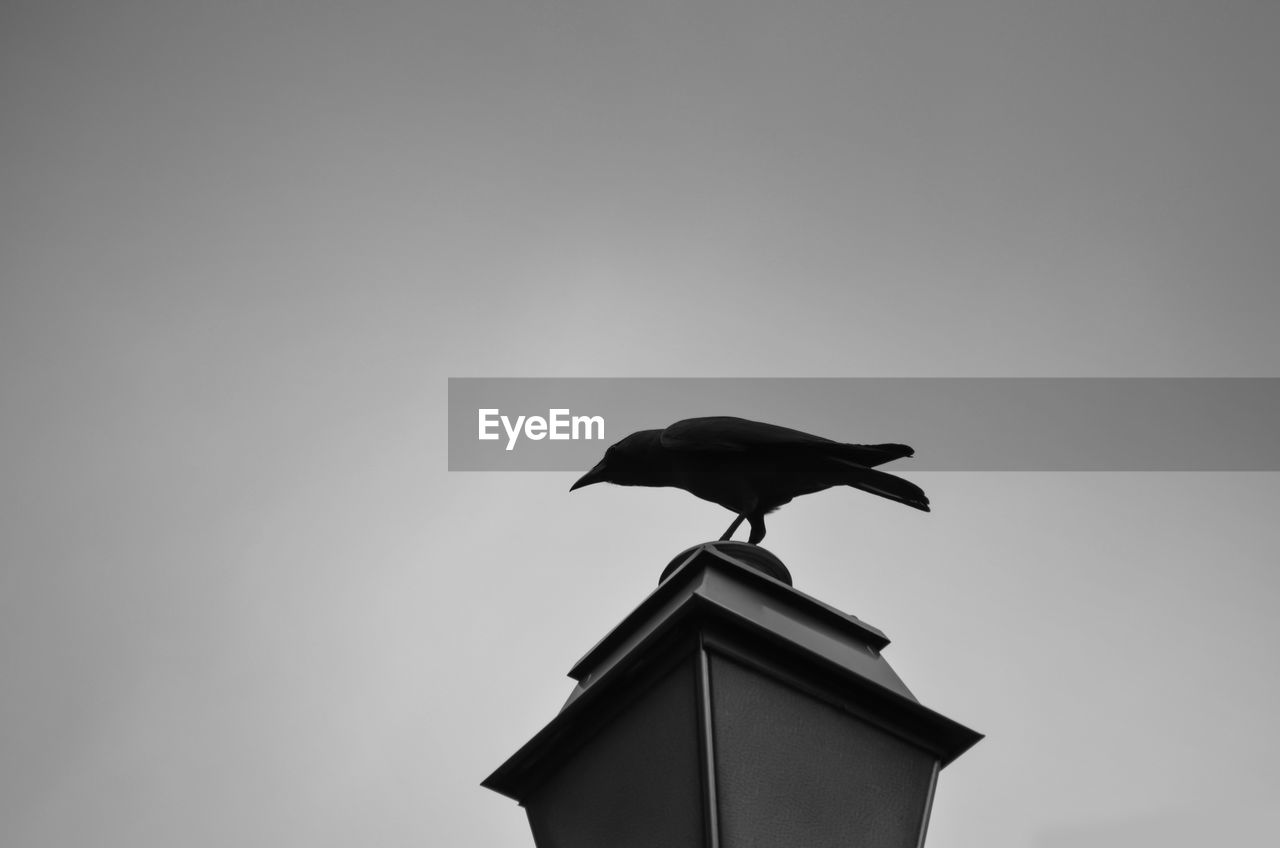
[{"left": 570, "top": 429, "right": 668, "bottom": 490}]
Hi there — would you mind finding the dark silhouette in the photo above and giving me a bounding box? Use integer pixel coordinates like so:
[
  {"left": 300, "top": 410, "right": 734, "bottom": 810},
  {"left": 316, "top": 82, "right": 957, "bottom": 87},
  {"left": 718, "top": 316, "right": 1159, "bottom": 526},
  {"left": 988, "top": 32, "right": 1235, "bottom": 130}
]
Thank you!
[{"left": 570, "top": 416, "right": 929, "bottom": 544}]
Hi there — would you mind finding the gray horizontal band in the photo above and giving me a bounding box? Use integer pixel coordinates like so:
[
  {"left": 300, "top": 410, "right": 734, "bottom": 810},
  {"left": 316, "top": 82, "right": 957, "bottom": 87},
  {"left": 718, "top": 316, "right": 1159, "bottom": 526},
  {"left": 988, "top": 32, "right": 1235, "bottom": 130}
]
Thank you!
[{"left": 448, "top": 378, "right": 1279, "bottom": 471}]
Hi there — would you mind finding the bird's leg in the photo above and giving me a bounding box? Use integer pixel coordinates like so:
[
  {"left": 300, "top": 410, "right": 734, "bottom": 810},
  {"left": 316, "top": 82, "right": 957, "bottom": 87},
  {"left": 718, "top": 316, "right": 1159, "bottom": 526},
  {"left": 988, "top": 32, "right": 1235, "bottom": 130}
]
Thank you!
[
  {"left": 747, "top": 511, "right": 767, "bottom": 545},
  {"left": 720, "top": 514, "right": 747, "bottom": 541}
]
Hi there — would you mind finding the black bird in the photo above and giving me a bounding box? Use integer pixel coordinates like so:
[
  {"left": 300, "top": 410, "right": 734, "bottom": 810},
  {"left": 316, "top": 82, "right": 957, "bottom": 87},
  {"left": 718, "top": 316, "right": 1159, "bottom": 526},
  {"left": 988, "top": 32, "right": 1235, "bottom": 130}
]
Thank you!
[{"left": 570, "top": 416, "right": 929, "bottom": 544}]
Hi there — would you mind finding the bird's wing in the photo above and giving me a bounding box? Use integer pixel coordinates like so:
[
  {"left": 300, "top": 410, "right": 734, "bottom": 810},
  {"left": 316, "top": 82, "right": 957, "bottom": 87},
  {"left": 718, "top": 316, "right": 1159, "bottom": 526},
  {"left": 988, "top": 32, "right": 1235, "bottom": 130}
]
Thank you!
[
  {"left": 660, "top": 416, "right": 914, "bottom": 467},
  {"left": 661, "top": 417, "right": 837, "bottom": 451}
]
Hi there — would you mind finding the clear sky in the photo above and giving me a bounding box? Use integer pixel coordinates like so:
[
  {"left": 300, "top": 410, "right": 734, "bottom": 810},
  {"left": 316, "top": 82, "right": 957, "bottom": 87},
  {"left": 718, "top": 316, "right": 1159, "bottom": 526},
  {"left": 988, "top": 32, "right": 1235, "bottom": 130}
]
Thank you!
[{"left": 2, "top": 2, "right": 1277, "bottom": 847}]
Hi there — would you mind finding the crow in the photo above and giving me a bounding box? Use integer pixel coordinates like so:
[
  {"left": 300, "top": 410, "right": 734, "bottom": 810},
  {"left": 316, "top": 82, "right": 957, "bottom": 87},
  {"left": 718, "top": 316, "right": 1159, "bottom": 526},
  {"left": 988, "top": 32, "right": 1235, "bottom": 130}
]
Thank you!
[{"left": 570, "top": 416, "right": 929, "bottom": 544}]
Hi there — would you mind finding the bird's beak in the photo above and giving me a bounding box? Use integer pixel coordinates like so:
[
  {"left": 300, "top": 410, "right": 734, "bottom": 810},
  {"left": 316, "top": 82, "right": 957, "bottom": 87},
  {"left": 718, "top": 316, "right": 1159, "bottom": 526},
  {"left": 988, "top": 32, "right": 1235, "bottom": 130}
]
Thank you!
[{"left": 570, "top": 462, "right": 607, "bottom": 491}]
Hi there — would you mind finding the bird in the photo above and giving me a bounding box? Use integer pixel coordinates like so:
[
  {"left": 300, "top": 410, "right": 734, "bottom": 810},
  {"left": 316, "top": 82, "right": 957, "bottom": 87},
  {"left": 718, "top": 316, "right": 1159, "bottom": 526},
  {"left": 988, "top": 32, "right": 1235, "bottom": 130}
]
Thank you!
[{"left": 570, "top": 416, "right": 929, "bottom": 545}]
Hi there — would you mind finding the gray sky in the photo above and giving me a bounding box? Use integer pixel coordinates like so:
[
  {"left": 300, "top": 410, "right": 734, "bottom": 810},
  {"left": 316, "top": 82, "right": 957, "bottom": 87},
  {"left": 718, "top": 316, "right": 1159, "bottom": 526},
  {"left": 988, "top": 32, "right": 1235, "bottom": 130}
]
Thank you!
[{"left": 1, "top": 2, "right": 1277, "bottom": 846}]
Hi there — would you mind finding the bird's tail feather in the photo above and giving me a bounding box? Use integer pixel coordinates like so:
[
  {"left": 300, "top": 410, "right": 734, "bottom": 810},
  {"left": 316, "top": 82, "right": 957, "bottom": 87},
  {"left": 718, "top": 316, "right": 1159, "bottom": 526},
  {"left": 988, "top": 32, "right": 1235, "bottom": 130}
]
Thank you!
[
  {"left": 832, "top": 442, "right": 915, "bottom": 468},
  {"left": 836, "top": 461, "right": 930, "bottom": 511}
]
